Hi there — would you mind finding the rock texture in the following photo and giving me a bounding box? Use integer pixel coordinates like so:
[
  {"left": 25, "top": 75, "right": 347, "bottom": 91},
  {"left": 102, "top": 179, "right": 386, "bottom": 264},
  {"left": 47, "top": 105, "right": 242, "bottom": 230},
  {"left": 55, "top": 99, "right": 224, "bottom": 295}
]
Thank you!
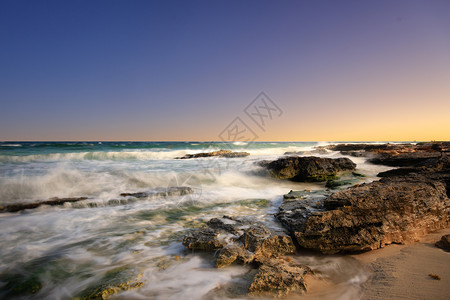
[
  {"left": 249, "top": 258, "right": 310, "bottom": 296},
  {"left": 261, "top": 156, "right": 356, "bottom": 182},
  {"left": 435, "top": 234, "right": 450, "bottom": 251},
  {"left": 277, "top": 175, "right": 449, "bottom": 254},
  {"left": 176, "top": 150, "right": 249, "bottom": 159},
  {"left": 182, "top": 216, "right": 310, "bottom": 295}
]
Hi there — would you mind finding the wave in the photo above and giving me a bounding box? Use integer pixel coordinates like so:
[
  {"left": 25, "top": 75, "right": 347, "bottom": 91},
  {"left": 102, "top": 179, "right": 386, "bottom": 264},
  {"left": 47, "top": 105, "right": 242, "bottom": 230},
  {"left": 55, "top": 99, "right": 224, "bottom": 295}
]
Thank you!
[{"left": 0, "top": 150, "right": 197, "bottom": 162}]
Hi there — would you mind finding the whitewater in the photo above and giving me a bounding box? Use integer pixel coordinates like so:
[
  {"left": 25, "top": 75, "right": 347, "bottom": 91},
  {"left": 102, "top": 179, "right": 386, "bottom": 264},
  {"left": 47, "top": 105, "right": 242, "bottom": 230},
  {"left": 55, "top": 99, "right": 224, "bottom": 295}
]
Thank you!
[{"left": 0, "top": 141, "right": 394, "bottom": 299}]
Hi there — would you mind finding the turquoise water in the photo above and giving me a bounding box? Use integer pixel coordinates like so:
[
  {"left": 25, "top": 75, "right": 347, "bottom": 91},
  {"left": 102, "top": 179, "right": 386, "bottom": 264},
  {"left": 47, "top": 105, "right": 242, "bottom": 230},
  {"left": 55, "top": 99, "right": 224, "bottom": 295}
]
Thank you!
[{"left": 0, "top": 141, "right": 392, "bottom": 299}]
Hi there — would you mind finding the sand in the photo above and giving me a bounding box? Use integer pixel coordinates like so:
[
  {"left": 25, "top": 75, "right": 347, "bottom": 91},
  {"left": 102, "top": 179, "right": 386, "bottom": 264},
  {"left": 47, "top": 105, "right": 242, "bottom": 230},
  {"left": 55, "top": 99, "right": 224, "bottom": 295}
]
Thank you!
[{"left": 353, "top": 228, "right": 450, "bottom": 300}]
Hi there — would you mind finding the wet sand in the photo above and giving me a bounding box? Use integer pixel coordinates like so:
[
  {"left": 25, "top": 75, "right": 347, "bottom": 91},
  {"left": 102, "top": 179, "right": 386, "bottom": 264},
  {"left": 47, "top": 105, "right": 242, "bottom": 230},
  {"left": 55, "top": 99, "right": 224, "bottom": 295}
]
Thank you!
[{"left": 354, "top": 228, "right": 450, "bottom": 300}]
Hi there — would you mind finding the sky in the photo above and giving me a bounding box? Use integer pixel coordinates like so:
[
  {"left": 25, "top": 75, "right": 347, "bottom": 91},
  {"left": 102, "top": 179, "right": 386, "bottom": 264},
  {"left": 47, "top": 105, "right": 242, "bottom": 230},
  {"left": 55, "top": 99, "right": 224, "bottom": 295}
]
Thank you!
[{"left": 0, "top": 0, "right": 449, "bottom": 141}]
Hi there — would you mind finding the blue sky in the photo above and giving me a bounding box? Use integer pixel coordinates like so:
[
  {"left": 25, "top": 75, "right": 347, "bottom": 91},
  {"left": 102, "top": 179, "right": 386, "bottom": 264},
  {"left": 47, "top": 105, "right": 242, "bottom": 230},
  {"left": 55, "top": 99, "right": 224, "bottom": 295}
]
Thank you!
[{"left": 1, "top": 0, "right": 449, "bottom": 141}]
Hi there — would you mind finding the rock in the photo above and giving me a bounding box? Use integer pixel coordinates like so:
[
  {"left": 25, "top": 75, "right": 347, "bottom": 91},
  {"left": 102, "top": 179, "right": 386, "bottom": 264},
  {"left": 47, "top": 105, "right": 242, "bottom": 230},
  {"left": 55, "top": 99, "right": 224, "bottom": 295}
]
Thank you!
[
  {"left": 249, "top": 258, "right": 310, "bottom": 296},
  {"left": 283, "top": 190, "right": 308, "bottom": 199},
  {"left": 0, "top": 197, "right": 88, "bottom": 213},
  {"left": 325, "top": 179, "right": 357, "bottom": 189},
  {"left": 277, "top": 175, "right": 449, "bottom": 254},
  {"left": 435, "top": 234, "right": 450, "bottom": 251},
  {"left": 120, "top": 186, "right": 193, "bottom": 198},
  {"left": 370, "top": 151, "right": 442, "bottom": 167},
  {"left": 284, "top": 147, "right": 328, "bottom": 156},
  {"left": 182, "top": 216, "right": 296, "bottom": 268},
  {"left": 176, "top": 150, "right": 250, "bottom": 159},
  {"left": 261, "top": 156, "right": 356, "bottom": 182},
  {"left": 182, "top": 228, "right": 226, "bottom": 250},
  {"left": 328, "top": 142, "right": 450, "bottom": 167}
]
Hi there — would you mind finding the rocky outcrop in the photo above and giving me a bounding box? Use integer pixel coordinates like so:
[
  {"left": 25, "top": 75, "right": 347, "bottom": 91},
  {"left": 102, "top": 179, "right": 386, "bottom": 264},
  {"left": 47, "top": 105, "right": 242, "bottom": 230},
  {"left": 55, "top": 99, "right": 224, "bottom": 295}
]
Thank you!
[
  {"left": 176, "top": 150, "right": 249, "bottom": 159},
  {"left": 182, "top": 216, "right": 310, "bottom": 295},
  {"left": 276, "top": 175, "right": 449, "bottom": 254},
  {"left": 0, "top": 197, "right": 88, "bottom": 213},
  {"left": 0, "top": 187, "right": 195, "bottom": 213},
  {"left": 249, "top": 258, "right": 310, "bottom": 296},
  {"left": 327, "top": 142, "right": 450, "bottom": 166},
  {"left": 261, "top": 156, "right": 356, "bottom": 182},
  {"left": 435, "top": 234, "right": 450, "bottom": 251},
  {"left": 120, "top": 186, "right": 193, "bottom": 198}
]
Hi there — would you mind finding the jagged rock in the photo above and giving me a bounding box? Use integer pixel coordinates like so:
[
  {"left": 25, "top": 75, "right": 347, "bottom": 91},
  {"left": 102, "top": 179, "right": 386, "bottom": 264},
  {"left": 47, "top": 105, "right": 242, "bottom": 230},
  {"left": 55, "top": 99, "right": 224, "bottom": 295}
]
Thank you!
[
  {"left": 0, "top": 197, "right": 88, "bottom": 213},
  {"left": 182, "top": 228, "right": 226, "bottom": 250},
  {"left": 277, "top": 175, "right": 449, "bottom": 254},
  {"left": 435, "top": 234, "right": 450, "bottom": 251},
  {"left": 249, "top": 258, "right": 310, "bottom": 296},
  {"left": 183, "top": 216, "right": 296, "bottom": 268},
  {"left": 120, "top": 186, "right": 193, "bottom": 198},
  {"left": 176, "top": 150, "right": 249, "bottom": 159},
  {"left": 261, "top": 156, "right": 356, "bottom": 182}
]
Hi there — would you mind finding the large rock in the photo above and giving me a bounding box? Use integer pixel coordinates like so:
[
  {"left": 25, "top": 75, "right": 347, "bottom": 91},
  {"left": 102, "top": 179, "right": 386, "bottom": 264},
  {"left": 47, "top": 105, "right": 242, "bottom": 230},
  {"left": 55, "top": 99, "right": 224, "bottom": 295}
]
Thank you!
[
  {"left": 435, "top": 234, "right": 450, "bottom": 251},
  {"left": 276, "top": 175, "right": 449, "bottom": 254},
  {"left": 261, "top": 156, "right": 356, "bottom": 182}
]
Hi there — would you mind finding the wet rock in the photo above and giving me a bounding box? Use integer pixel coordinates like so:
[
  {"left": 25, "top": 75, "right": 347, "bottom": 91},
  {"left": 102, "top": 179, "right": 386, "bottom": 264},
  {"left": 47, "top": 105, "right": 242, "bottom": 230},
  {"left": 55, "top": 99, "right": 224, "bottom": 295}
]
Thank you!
[
  {"left": 249, "top": 258, "right": 310, "bottom": 296},
  {"left": 435, "top": 234, "right": 450, "bottom": 251},
  {"left": 261, "top": 156, "right": 356, "bottom": 182},
  {"left": 182, "top": 228, "right": 226, "bottom": 250},
  {"left": 369, "top": 151, "right": 442, "bottom": 167},
  {"left": 284, "top": 147, "right": 328, "bottom": 156},
  {"left": 283, "top": 190, "right": 308, "bottom": 199},
  {"left": 325, "top": 179, "right": 357, "bottom": 189},
  {"left": 183, "top": 216, "right": 295, "bottom": 267},
  {"left": 277, "top": 175, "right": 449, "bottom": 254},
  {"left": 176, "top": 150, "right": 249, "bottom": 159},
  {"left": 0, "top": 197, "right": 88, "bottom": 213},
  {"left": 120, "top": 186, "right": 193, "bottom": 198}
]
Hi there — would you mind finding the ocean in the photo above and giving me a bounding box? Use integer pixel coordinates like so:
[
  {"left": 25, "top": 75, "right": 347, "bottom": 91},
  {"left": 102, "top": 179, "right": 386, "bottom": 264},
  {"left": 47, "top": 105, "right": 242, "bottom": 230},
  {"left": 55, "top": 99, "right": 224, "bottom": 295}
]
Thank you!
[{"left": 0, "top": 141, "right": 394, "bottom": 299}]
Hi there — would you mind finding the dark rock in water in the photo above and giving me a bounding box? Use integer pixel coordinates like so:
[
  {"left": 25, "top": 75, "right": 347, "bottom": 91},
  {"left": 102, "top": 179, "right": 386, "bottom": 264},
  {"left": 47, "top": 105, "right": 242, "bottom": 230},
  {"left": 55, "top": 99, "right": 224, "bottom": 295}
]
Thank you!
[
  {"left": 183, "top": 216, "right": 295, "bottom": 267},
  {"left": 120, "top": 186, "right": 193, "bottom": 198},
  {"left": 176, "top": 149, "right": 250, "bottom": 159},
  {"left": 435, "top": 234, "right": 450, "bottom": 251},
  {"left": 283, "top": 190, "right": 309, "bottom": 199},
  {"left": 183, "top": 216, "right": 308, "bottom": 296},
  {"left": 340, "top": 150, "right": 368, "bottom": 157},
  {"left": 277, "top": 175, "right": 449, "bottom": 254},
  {"left": 325, "top": 179, "right": 357, "bottom": 189},
  {"left": 369, "top": 151, "right": 442, "bottom": 167},
  {"left": 249, "top": 258, "right": 310, "bottom": 296},
  {"left": 276, "top": 190, "right": 329, "bottom": 234},
  {"left": 352, "top": 172, "right": 366, "bottom": 177},
  {"left": 0, "top": 197, "right": 88, "bottom": 213},
  {"left": 261, "top": 156, "right": 356, "bottom": 182}
]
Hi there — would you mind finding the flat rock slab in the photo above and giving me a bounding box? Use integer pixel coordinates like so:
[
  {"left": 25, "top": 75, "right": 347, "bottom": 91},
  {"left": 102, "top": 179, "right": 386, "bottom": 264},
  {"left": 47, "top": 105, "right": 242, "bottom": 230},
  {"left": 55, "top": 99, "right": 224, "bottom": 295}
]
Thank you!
[
  {"left": 0, "top": 197, "right": 88, "bottom": 213},
  {"left": 176, "top": 150, "right": 249, "bottom": 159}
]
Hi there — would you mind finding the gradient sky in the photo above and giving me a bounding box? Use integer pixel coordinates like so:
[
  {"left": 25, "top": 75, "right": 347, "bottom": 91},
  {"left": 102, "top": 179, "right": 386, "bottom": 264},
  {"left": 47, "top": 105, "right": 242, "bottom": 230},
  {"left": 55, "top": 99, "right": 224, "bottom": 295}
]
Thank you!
[{"left": 0, "top": 0, "right": 449, "bottom": 141}]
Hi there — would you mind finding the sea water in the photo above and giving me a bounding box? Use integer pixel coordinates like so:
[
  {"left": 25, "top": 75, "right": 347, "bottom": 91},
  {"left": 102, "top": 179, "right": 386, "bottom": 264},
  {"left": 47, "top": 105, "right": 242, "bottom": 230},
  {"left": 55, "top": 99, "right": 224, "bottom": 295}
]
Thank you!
[{"left": 0, "top": 142, "right": 394, "bottom": 299}]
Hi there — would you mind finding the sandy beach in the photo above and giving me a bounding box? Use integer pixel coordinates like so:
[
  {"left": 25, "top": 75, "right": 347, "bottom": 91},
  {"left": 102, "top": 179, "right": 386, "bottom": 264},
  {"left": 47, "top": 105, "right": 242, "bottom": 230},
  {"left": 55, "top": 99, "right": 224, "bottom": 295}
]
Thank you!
[{"left": 354, "top": 228, "right": 450, "bottom": 300}]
